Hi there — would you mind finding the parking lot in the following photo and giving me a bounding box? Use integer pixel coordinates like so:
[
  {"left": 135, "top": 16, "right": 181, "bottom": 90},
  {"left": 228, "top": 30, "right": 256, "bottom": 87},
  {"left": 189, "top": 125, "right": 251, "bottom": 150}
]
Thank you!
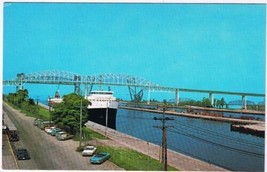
[{"left": 2, "top": 103, "right": 123, "bottom": 170}]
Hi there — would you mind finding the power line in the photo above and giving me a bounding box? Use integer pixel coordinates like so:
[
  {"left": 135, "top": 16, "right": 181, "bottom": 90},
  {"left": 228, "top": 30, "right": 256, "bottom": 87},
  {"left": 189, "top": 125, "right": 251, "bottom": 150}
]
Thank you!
[
  {"left": 168, "top": 128, "right": 264, "bottom": 158},
  {"left": 172, "top": 120, "right": 264, "bottom": 148},
  {"left": 119, "top": 114, "right": 264, "bottom": 149}
]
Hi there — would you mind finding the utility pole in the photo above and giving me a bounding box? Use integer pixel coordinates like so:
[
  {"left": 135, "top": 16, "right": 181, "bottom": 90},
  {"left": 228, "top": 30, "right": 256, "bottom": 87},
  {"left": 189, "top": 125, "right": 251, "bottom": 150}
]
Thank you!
[
  {"left": 36, "top": 96, "right": 39, "bottom": 105},
  {"left": 105, "top": 101, "right": 109, "bottom": 138},
  {"left": 36, "top": 96, "right": 40, "bottom": 119},
  {"left": 153, "top": 106, "right": 174, "bottom": 171},
  {"left": 79, "top": 99, "right": 82, "bottom": 147}
]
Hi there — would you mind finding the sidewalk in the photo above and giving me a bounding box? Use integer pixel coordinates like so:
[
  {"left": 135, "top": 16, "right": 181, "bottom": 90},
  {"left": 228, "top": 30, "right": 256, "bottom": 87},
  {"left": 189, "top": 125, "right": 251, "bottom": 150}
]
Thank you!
[{"left": 85, "top": 121, "right": 226, "bottom": 171}]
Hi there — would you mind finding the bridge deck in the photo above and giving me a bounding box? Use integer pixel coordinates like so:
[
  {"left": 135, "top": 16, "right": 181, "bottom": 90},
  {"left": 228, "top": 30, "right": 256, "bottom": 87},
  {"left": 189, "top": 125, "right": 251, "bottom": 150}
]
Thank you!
[{"left": 2, "top": 70, "right": 265, "bottom": 97}]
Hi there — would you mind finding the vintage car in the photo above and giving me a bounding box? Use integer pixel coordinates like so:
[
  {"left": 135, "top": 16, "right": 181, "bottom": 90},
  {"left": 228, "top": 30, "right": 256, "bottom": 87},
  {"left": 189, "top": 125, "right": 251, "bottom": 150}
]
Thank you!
[
  {"left": 82, "top": 146, "right": 97, "bottom": 156},
  {"left": 90, "top": 152, "right": 110, "bottom": 164},
  {"left": 17, "top": 148, "right": 30, "bottom": 160}
]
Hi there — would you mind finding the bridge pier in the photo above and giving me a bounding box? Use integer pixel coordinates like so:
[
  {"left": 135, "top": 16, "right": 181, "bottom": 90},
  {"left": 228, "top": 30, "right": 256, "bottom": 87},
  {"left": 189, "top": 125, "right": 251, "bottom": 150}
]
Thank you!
[
  {"left": 242, "top": 95, "right": 247, "bottom": 109},
  {"left": 84, "top": 84, "right": 94, "bottom": 97},
  {"left": 16, "top": 85, "right": 23, "bottom": 92},
  {"left": 128, "top": 86, "right": 143, "bottom": 103},
  {"left": 126, "top": 77, "right": 144, "bottom": 103},
  {"left": 74, "top": 75, "right": 81, "bottom": 95},
  {"left": 16, "top": 73, "right": 25, "bottom": 91},
  {"left": 147, "top": 87, "right": 151, "bottom": 105},
  {"left": 175, "top": 89, "right": 179, "bottom": 105},
  {"left": 209, "top": 93, "right": 214, "bottom": 107}
]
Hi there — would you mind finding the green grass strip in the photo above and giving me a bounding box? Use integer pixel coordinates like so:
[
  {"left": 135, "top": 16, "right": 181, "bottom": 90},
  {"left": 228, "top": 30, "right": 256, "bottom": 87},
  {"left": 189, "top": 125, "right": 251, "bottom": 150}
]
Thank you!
[
  {"left": 73, "top": 127, "right": 107, "bottom": 141},
  {"left": 82, "top": 127, "right": 107, "bottom": 140},
  {"left": 97, "top": 145, "right": 178, "bottom": 171}
]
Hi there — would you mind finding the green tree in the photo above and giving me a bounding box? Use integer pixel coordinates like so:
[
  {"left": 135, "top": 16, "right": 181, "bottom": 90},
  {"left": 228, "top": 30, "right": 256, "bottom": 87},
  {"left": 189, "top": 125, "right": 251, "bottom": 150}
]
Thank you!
[
  {"left": 17, "top": 89, "right": 29, "bottom": 106},
  {"left": 216, "top": 99, "right": 221, "bottom": 108},
  {"left": 52, "top": 93, "right": 91, "bottom": 134},
  {"left": 163, "top": 99, "right": 167, "bottom": 105},
  {"left": 6, "top": 89, "right": 29, "bottom": 107},
  {"left": 220, "top": 98, "right": 225, "bottom": 109},
  {"left": 201, "top": 98, "right": 212, "bottom": 108}
]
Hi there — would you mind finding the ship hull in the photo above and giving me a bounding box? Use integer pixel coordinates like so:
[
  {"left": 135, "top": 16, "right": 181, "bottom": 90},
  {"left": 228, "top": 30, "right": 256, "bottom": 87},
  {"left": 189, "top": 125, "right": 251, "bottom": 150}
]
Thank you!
[{"left": 87, "top": 108, "right": 117, "bottom": 130}]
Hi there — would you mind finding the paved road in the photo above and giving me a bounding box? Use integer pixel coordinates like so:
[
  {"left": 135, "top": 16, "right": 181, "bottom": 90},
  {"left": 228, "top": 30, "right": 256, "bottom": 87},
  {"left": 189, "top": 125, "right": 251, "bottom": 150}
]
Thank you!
[{"left": 3, "top": 103, "right": 123, "bottom": 170}]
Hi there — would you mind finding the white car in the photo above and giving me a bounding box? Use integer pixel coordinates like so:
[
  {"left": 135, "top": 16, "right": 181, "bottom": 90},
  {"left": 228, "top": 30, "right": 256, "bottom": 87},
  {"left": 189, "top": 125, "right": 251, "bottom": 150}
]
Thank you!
[
  {"left": 82, "top": 146, "right": 97, "bottom": 156},
  {"left": 45, "top": 127, "right": 55, "bottom": 134}
]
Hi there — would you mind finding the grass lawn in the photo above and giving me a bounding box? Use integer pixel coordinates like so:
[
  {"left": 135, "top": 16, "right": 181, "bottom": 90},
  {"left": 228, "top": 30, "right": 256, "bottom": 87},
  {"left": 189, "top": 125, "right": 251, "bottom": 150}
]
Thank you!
[
  {"left": 37, "top": 106, "right": 52, "bottom": 120},
  {"left": 27, "top": 106, "right": 52, "bottom": 120},
  {"left": 73, "top": 127, "right": 107, "bottom": 142},
  {"left": 82, "top": 127, "right": 107, "bottom": 140},
  {"left": 97, "top": 145, "right": 178, "bottom": 171},
  {"left": 5, "top": 101, "right": 52, "bottom": 121}
]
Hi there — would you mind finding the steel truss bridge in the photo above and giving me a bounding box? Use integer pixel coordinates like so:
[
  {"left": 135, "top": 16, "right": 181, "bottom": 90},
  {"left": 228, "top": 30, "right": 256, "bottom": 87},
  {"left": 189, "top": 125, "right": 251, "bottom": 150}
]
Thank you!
[{"left": 3, "top": 70, "right": 265, "bottom": 109}]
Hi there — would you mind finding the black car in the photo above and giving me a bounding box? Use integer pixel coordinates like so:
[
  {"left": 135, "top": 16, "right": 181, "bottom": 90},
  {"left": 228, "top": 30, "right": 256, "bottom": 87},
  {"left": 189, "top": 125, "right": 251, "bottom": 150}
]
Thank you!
[{"left": 16, "top": 148, "right": 30, "bottom": 160}]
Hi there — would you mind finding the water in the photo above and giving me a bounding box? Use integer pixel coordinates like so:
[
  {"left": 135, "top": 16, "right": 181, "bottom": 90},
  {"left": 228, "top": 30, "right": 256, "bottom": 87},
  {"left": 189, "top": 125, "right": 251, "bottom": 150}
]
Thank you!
[{"left": 116, "top": 108, "right": 264, "bottom": 171}]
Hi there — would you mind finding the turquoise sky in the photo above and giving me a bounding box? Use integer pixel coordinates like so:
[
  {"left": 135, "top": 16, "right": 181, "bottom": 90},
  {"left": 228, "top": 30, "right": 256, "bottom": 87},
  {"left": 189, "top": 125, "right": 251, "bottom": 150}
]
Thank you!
[{"left": 3, "top": 3, "right": 266, "bottom": 101}]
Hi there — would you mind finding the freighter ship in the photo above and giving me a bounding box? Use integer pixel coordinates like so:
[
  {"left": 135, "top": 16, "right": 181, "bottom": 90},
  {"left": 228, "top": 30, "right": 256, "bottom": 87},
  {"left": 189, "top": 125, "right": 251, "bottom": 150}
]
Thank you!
[
  {"left": 48, "top": 90, "right": 63, "bottom": 104},
  {"left": 85, "top": 91, "right": 119, "bottom": 129}
]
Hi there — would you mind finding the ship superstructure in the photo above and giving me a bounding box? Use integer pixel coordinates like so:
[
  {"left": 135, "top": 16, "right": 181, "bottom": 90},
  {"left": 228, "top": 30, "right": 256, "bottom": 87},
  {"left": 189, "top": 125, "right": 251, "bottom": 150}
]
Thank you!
[
  {"left": 48, "top": 90, "right": 63, "bottom": 104},
  {"left": 85, "top": 91, "right": 118, "bottom": 129}
]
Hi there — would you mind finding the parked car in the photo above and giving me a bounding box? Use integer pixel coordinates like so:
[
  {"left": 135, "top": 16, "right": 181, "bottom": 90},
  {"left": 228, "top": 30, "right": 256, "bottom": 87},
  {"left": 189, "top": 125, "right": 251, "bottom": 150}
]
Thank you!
[
  {"left": 16, "top": 148, "right": 30, "bottom": 160},
  {"left": 82, "top": 146, "right": 97, "bottom": 156},
  {"left": 51, "top": 128, "right": 62, "bottom": 136},
  {"left": 90, "top": 152, "right": 110, "bottom": 164},
  {"left": 45, "top": 127, "right": 55, "bottom": 134},
  {"left": 55, "top": 131, "right": 65, "bottom": 138},
  {"left": 7, "top": 125, "right": 19, "bottom": 142},
  {"left": 33, "top": 118, "right": 43, "bottom": 126},
  {"left": 9, "top": 133, "right": 19, "bottom": 142},
  {"left": 56, "top": 131, "right": 74, "bottom": 141},
  {"left": 38, "top": 121, "right": 54, "bottom": 130}
]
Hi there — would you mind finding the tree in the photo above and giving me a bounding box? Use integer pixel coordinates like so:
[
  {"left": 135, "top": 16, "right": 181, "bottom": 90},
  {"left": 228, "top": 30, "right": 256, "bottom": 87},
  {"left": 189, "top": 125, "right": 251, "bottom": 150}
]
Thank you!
[
  {"left": 52, "top": 93, "right": 90, "bottom": 134},
  {"left": 28, "top": 98, "right": 35, "bottom": 105},
  {"left": 163, "top": 99, "right": 167, "bottom": 105},
  {"left": 17, "top": 89, "right": 29, "bottom": 106},
  {"left": 6, "top": 89, "right": 29, "bottom": 107},
  {"left": 201, "top": 98, "right": 212, "bottom": 108},
  {"left": 216, "top": 99, "right": 221, "bottom": 108},
  {"left": 220, "top": 98, "right": 225, "bottom": 109}
]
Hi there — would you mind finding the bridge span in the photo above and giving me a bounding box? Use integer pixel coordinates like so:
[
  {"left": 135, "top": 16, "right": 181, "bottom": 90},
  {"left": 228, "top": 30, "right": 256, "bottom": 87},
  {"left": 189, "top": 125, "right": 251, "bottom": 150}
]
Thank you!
[{"left": 3, "top": 70, "right": 265, "bottom": 109}]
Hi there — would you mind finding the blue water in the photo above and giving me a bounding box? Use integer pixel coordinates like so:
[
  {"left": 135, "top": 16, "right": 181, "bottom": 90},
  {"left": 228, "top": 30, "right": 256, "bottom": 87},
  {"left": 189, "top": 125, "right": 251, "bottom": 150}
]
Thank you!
[{"left": 116, "top": 108, "right": 264, "bottom": 171}]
